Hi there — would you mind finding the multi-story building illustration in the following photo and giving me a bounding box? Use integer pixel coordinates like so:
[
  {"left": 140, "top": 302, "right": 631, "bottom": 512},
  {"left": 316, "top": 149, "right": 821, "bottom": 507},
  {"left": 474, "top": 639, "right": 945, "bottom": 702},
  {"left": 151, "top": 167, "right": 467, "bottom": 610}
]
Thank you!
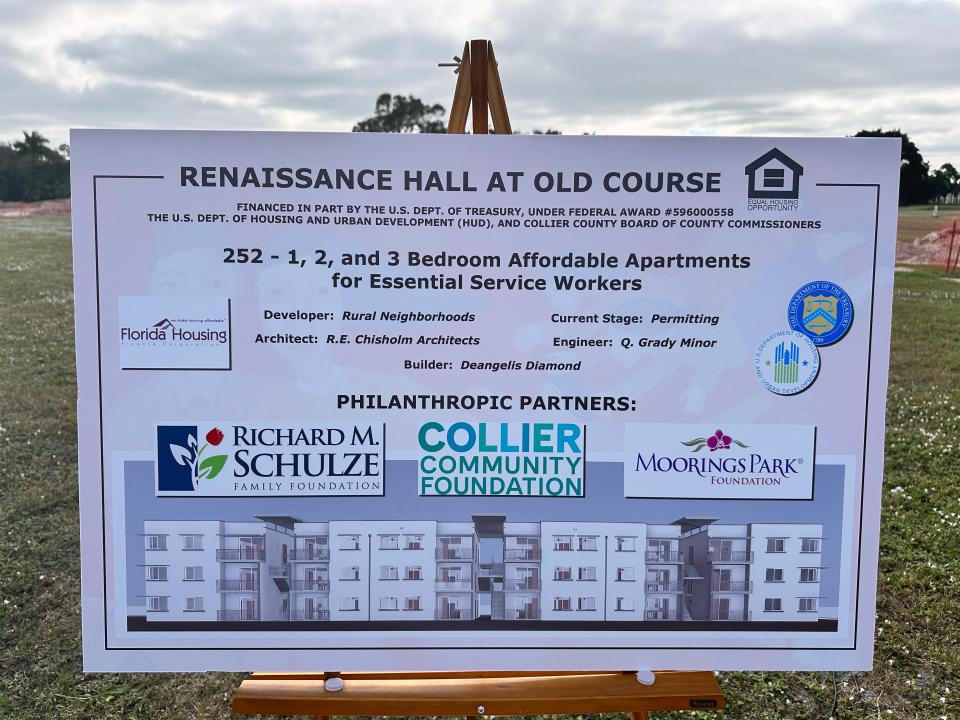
[{"left": 139, "top": 515, "right": 823, "bottom": 624}]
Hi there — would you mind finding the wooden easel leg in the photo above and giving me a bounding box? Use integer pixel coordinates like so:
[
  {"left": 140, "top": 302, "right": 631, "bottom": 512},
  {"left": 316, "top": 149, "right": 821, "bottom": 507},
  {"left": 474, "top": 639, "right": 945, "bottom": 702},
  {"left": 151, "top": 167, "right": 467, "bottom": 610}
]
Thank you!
[
  {"left": 631, "top": 712, "right": 650, "bottom": 720},
  {"left": 313, "top": 715, "right": 330, "bottom": 720}
]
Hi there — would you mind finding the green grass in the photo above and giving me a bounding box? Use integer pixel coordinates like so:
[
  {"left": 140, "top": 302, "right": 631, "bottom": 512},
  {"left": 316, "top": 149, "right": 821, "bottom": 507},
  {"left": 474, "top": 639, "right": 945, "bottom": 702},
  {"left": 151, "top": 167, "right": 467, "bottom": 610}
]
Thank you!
[{"left": 1, "top": 215, "right": 958, "bottom": 719}]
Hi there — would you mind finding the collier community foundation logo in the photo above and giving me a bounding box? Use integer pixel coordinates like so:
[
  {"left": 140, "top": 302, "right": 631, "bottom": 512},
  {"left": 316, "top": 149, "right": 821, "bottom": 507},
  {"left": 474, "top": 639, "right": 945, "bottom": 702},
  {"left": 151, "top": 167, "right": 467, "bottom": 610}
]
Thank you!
[
  {"left": 417, "top": 421, "right": 584, "bottom": 497},
  {"left": 155, "top": 421, "right": 384, "bottom": 496},
  {"left": 788, "top": 280, "right": 854, "bottom": 346},
  {"left": 754, "top": 329, "right": 820, "bottom": 395},
  {"left": 624, "top": 423, "right": 815, "bottom": 500}
]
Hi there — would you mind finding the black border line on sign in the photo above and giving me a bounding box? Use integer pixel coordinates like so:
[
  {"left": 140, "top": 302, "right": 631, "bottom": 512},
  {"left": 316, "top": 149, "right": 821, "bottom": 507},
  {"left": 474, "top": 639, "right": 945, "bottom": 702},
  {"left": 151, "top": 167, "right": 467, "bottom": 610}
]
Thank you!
[{"left": 94, "top": 177, "right": 881, "bottom": 654}]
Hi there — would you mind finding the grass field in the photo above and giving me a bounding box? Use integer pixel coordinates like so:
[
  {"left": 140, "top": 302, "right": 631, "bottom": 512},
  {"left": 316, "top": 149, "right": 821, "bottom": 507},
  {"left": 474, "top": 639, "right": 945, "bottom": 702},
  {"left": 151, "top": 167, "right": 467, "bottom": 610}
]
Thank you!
[{"left": 0, "top": 214, "right": 958, "bottom": 720}]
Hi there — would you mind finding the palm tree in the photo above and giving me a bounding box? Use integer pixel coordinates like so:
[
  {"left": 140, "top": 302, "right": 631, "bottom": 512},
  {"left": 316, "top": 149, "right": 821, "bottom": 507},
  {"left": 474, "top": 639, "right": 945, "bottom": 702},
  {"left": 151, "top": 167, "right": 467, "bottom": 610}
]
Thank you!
[{"left": 13, "top": 131, "right": 53, "bottom": 161}]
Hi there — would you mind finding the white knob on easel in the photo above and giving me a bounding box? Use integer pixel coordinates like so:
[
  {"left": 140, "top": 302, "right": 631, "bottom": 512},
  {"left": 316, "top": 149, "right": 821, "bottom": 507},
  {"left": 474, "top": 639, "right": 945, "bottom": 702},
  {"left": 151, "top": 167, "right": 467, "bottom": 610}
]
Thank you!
[
  {"left": 635, "top": 670, "right": 656, "bottom": 685},
  {"left": 324, "top": 677, "right": 344, "bottom": 692}
]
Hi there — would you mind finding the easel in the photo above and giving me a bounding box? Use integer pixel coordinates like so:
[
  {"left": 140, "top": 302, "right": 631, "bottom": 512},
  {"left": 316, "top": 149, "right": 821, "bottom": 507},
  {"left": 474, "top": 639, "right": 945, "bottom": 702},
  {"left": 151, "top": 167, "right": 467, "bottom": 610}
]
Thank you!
[{"left": 230, "top": 39, "right": 724, "bottom": 719}]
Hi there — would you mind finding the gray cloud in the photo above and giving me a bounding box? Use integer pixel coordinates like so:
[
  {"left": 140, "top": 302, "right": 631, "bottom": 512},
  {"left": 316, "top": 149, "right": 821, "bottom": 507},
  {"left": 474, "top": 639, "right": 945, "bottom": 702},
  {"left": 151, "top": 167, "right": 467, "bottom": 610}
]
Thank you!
[{"left": 2, "top": 0, "right": 960, "bottom": 165}]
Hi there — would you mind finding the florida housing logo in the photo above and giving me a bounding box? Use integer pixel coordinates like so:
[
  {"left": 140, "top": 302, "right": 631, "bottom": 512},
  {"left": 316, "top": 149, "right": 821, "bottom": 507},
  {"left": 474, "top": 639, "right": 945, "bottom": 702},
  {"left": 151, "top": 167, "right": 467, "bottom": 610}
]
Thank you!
[
  {"left": 120, "top": 316, "right": 227, "bottom": 344},
  {"left": 119, "top": 296, "right": 231, "bottom": 370},
  {"left": 155, "top": 421, "right": 384, "bottom": 497}
]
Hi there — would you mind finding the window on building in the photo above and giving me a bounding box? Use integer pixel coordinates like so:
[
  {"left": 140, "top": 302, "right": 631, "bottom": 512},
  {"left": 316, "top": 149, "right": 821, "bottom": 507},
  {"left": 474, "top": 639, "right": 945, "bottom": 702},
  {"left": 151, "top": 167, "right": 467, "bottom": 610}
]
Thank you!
[
  {"left": 185, "top": 597, "right": 204, "bottom": 612},
  {"left": 340, "top": 566, "right": 360, "bottom": 581},
  {"left": 554, "top": 597, "right": 572, "bottom": 611},
  {"left": 616, "top": 536, "right": 636, "bottom": 552},
  {"left": 578, "top": 566, "right": 596, "bottom": 581},
  {"left": 764, "top": 598, "right": 783, "bottom": 612},
  {"left": 617, "top": 567, "right": 635, "bottom": 582},
  {"left": 554, "top": 535, "right": 573, "bottom": 551},
  {"left": 146, "top": 535, "right": 166, "bottom": 551},
  {"left": 340, "top": 535, "right": 360, "bottom": 550},
  {"left": 405, "top": 596, "right": 421, "bottom": 611},
  {"left": 147, "top": 596, "right": 168, "bottom": 612},
  {"left": 182, "top": 535, "right": 203, "bottom": 551},
  {"left": 616, "top": 596, "right": 634, "bottom": 611},
  {"left": 404, "top": 535, "right": 423, "bottom": 550},
  {"left": 801, "top": 538, "right": 821, "bottom": 553},
  {"left": 380, "top": 596, "right": 398, "bottom": 611},
  {"left": 341, "top": 596, "right": 359, "bottom": 611},
  {"left": 799, "top": 598, "right": 818, "bottom": 613},
  {"left": 379, "top": 535, "right": 399, "bottom": 550},
  {"left": 766, "top": 538, "right": 785, "bottom": 553},
  {"left": 184, "top": 566, "right": 203, "bottom": 581},
  {"left": 800, "top": 568, "right": 819, "bottom": 583},
  {"left": 578, "top": 597, "right": 596, "bottom": 611},
  {"left": 405, "top": 566, "right": 422, "bottom": 581},
  {"left": 146, "top": 566, "right": 168, "bottom": 582},
  {"left": 554, "top": 567, "right": 572, "bottom": 581},
  {"left": 578, "top": 536, "right": 597, "bottom": 551},
  {"left": 765, "top": 568, "right": 784, "bottom": 583},
  {"left": 380, "top": 566, "right": 398, "bottom": 581}
]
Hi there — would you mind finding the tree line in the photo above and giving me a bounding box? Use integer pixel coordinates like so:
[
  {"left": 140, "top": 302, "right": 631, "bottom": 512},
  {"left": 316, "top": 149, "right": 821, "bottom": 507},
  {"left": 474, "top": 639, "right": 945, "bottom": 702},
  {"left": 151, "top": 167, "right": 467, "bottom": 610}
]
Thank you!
[
  {"left": 0, "top": 131, "right": 70, "bottom": 202},
  {"left": 2, "top": 97, "right": 957, "bottom": 206}
]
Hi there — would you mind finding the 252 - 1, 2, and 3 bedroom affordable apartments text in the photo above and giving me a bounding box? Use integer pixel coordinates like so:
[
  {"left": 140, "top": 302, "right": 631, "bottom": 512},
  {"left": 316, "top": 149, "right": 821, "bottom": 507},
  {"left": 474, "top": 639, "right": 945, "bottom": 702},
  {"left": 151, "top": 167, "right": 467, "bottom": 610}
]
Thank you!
[{"left": 136, "top": 515, "right": 827, "bottom": 626}]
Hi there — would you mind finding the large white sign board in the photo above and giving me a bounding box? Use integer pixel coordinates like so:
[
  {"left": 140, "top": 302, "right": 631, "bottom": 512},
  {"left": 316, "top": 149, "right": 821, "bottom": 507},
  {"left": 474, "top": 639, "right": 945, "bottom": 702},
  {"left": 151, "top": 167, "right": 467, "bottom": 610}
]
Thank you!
[{"left": 71, "top": 130, "right": 899, "bottom": 671}]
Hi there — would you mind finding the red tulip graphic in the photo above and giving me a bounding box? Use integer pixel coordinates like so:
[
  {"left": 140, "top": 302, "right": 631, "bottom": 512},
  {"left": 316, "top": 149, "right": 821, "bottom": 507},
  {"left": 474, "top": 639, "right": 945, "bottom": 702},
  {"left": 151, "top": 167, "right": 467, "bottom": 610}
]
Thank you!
[{"left": 206, "top": 427, "right": 224, "bottom": 446}]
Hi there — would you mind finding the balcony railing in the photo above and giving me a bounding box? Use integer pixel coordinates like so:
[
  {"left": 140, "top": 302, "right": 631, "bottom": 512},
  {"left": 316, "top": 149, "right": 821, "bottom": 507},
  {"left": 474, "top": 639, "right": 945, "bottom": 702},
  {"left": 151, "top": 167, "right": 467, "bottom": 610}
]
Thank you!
[
  {"left": 644, "top": 582, "right": 682, "bottom": 593},
  {"left": 435, "top": 580, "right": 473, "bottom": 591},
  {"left": 435, "top": 608, "right": 471, "bottom": 620},
  {"left": 289, "top": 548, "right": 329, "bottom": 562},
  {"left": 477, "top": 563, "right": 503, "bottom": 576},
  {"left": 436, "top": 548, "right": 473, "bottom": 561},
  {"left": 644, "top": 609, "right": 679, "bottom": 620},
  {"left": 504, "top": 579, "right": 542, "bottom": 591},
  {"left": 711, "top": 580, "right": 752, "bottom": 593},
  {"left": 217, "top": 609, "right": 260, "bottom": 621},
  {"left": 216, "top": 548, "right": 265, "bottom": 562},
  {"left": 291, "top": 609, "right": 330, "bottom": 621},
  {"left": 292, "top": 580, "right": 330, "bottom": 592},
  {"left": 269, "top": 565, "right": 290, "bottom": 578},
  {"left": 711, "top": 611, "right": 750, "bottom": 621},
  {"left": 505, "top": 608, "right": 540, "bottom": 620},
  {"left": 645, "top": 551, "right": 683, "bottom": 563},
  {"left": 216, "top": 579, "right": 259, "bottom": 592},
  {"left": 504, "top": 548, "right": 542, "bottom": 561},
  {"left": 708, "top": 551, "right": 754, "bottom": 564}
]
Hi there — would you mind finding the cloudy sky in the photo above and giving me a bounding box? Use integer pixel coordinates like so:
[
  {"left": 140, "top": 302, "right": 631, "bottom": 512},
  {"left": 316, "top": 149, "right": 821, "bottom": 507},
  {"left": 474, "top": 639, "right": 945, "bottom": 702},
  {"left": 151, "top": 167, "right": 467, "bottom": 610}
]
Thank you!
[{"left": 3, "top": 0, "right": 960, "bottom": 166}]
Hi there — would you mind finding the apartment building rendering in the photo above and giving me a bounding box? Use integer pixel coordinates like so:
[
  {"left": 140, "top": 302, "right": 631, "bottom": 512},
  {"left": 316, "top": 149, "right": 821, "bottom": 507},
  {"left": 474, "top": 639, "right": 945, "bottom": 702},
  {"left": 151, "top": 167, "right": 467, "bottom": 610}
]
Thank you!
[{"left": 138, "top": 515, "right": 826, "bottom": 625}]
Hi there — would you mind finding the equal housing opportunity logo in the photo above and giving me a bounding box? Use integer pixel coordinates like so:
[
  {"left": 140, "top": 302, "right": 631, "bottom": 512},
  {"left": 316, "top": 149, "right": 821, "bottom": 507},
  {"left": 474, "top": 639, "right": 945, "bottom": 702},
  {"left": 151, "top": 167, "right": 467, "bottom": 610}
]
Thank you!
[
  {"left": 624, "top": 423, "right": 815, "bottom": 500},
  {"left": 155, "top": 421, "right": 384, "bottom": 497},
  {"left": 118, "top": 296, "right": 231, "bottom": 370},
  {"left": 744, "top": 147, "right": 803, "bottom": 212}
]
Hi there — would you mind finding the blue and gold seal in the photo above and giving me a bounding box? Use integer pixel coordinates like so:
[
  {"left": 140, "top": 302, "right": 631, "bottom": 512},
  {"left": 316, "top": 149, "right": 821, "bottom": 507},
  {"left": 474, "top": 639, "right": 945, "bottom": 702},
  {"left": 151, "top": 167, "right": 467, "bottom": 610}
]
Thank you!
[{"left": 788, "top": 280, "right": 853, "bottom": 346}]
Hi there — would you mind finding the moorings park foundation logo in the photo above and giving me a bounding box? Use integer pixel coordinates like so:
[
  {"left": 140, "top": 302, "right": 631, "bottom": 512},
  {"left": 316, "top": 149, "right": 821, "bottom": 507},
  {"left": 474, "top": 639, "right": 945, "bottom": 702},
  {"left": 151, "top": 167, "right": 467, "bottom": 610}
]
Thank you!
[
  {"left": 624, "top": 423, "right": 815, "bottom": 500},
  {"left": 155, "top": 422, "right": 385, "bottom": 497}
]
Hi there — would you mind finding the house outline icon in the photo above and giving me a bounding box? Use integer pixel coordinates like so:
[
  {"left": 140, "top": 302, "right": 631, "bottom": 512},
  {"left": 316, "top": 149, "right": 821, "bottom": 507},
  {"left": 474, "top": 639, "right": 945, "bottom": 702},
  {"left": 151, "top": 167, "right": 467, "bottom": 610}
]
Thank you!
[{"left": 744, "top": 148, "right": 803, "bottom": 200}]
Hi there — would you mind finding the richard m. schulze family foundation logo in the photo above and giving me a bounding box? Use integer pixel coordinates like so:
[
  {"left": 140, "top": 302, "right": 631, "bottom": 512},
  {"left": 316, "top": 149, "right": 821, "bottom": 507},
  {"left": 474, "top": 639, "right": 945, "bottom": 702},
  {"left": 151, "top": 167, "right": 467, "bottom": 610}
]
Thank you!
[
  {"left": 155, "top": 421, "right": 384, "bottom": 497},
  {"left": 623, "top": 423, "right": 815, "bottom": 500},
  {"left": 118, "top": 296, "right": 231, "bottom": 370}
]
